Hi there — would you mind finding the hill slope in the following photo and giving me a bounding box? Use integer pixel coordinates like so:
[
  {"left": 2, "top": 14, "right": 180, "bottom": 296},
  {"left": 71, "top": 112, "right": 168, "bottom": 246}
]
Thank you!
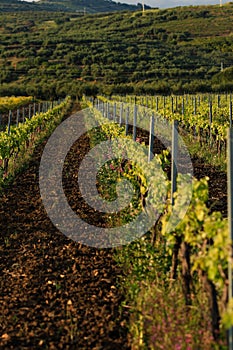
[
  {"left": 0, "top": 0, "right": 147, "bottom": 13},
  {"left": 0, "top": 3, "right": 233, "bottom": 97}
]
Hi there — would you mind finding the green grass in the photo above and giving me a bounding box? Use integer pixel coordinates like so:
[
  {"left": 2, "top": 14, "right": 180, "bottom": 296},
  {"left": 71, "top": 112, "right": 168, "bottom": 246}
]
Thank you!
[{"left": 180, "top": 128, "right": 227, "bottom": 171}]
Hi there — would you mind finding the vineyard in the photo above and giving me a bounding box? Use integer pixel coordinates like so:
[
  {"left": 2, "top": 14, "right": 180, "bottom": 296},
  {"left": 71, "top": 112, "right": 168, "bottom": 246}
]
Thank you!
[
  {"left": 85, "top": 94, "right": 232, "bottom": 348},
  {"left": 0, "top": 96, "right": 34, "bottom": 113},
  {"left": 1, "top": 4, "right": 233, "bottom": 97},
  {"left": 0, "top": 97, "right": 71, "bottom": 185},
  {"left": 0, "top": 93, "right": 233, "bottom": 349}
]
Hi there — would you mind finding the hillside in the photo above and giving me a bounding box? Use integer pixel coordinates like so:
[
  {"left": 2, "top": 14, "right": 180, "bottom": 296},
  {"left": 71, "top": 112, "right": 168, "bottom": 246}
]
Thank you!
[
  {"left": 0, "top": 3, "right": 233, "bottom": 97},
  {"left": 0, "top": 0, "right": 146, "bottom": 13}
]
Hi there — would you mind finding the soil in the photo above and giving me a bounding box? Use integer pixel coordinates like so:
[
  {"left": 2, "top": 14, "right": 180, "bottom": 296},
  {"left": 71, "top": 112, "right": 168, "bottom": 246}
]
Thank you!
[
  {"left": 193, "top": 156, "right": 227, "bottom": 217},
  {"left": 0, "top": 104, "right": 130, "bottom": 350},
  {"left": 0, "top": 103, "right": 227, "bottom": 349}
]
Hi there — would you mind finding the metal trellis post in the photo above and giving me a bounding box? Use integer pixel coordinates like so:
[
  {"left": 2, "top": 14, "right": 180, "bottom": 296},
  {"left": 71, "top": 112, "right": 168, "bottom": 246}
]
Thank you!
[
  {"left": 228, "top": 127, "right": 233, "bottom": 350},
  {"left": 171, "top": 120, "right": 178, "bottom": 205},
  {"left": 148, "top": 114, "right": 155, "bottom": 162}
]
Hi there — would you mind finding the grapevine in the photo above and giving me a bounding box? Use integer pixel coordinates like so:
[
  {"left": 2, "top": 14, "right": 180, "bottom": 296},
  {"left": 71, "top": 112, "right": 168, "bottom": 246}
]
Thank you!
[
  {"left": 86, "top": 95, "right": 231, "bottom": 340},
  {"left": 0, "top": 96, "right": 71, "bottom": 182},
  {"left": 0, "top": 96, "right": 34, "bottom": 113}
]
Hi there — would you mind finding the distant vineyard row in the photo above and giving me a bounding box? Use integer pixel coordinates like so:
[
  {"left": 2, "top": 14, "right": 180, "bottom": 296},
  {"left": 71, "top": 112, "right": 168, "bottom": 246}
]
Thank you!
[
  {"left": 0, "top": 96, "right": 33, "bottom": 113},
  {"left": 99, "top": 93, "right": 233, "bottom": 161},
  {"left": 0, "top": 96, "right": 71, "bottom": 183}
]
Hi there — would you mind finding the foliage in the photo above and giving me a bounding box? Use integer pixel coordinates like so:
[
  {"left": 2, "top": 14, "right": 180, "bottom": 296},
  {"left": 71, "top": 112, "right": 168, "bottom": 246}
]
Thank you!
[
  {"left": 0, "top": 4, "right": 233, "bottom": 98},
  {"left": 0, "top": 96, "right": 71, "bottom": 185},
  {"left": 115, "top": 236, "right": 227, "bottom": 349},
  {"left": 110, "top": 92, "right": 231, "bottom": 166},
  {"left": 86, "top": 103, "right": 168, "bottom": 229},
  {"left": 0, "top": 96, "right": 33, "bottom": 113},
  {"left": 0, "top": 0, "right": 141, "bottom": 13},
  {"left": 82, "top": 97, "right": 230, "bottom": 348}
]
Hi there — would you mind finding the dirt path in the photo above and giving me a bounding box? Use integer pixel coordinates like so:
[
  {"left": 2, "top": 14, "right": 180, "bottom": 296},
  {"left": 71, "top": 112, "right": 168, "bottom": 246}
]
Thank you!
[{"left": 0, "top": 106, "right": 130, "bottom": 350}]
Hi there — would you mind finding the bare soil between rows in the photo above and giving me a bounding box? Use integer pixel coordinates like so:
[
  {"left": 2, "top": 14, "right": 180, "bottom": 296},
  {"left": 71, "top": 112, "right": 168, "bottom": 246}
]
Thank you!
[
  {"left": 0, "top": 106, "right": 130, "bottom": 350},
  {"left": 0, "top": 106, "right": 227, "bottom": 350}
]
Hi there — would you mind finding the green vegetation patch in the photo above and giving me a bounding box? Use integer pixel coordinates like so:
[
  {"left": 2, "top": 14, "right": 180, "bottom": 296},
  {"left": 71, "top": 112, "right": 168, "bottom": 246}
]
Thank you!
[{"left": 1, "top": 4, "right": 233, "bottom": 97}]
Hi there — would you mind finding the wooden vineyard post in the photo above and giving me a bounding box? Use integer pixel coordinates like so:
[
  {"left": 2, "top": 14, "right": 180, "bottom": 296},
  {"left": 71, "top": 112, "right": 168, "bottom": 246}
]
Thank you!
[
  {"left": 113, "top": 102, "right": 116, "bottom": 122},
  {"left": 8, "top": 110, "right": 12, "bottom": 135},
  {"left": 209, "top": 99, "right": 213, "bottom": 124},
  {"left": 209, "top": 99, "right": 213, "bottom": 144},
  {"left": 193, "top": 97, "right": 197, "bottom": 137},
  {"left": 16, "top": 109, "right": 20, "bottom": 127},
  {"left": 193, "top": 96, "right": 196, "bottom": 115},
  {"left": 119, "top": 103, "right": 123, "bottom": 127},
  {"left": 228, "top": 127, "right": 233, "bottom": 350},
  {"left": 182, "top": 97, "right": 184, "bottom": 116},
  {"left": 29, "top": 105, "right": 31, "bottom": 119},
  {"left": 133, "top": 104, "right": 137, "bottom": 141},
  {"left": 156, "top": 96, "right": 159, "bottom": 112},
  {"left": 171, "top": 120, "right": 178, "bottom": 205},
  {"left": 104, "top": 101, "right": 107, "bottom": 118},
  {"left": 230, "top": 101, "right": 232, "bottom": 129},
  {"left": 125, "top": 106, "right": 129, "bottom": 136},
  {"left": 102, "top": 102, "right": 106, "bottom": 117},
  {"left": 102, "top": 101, "right": 105, "bottom": 118},
  {"left": 107, "top": 102, "right": 110, "bottom": 120},
  {"left": 148, "top": 114, "right": 155, "bottom": 162},
  {"left": 22, "top": 107, "right": 25, "bottom": 123}
]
